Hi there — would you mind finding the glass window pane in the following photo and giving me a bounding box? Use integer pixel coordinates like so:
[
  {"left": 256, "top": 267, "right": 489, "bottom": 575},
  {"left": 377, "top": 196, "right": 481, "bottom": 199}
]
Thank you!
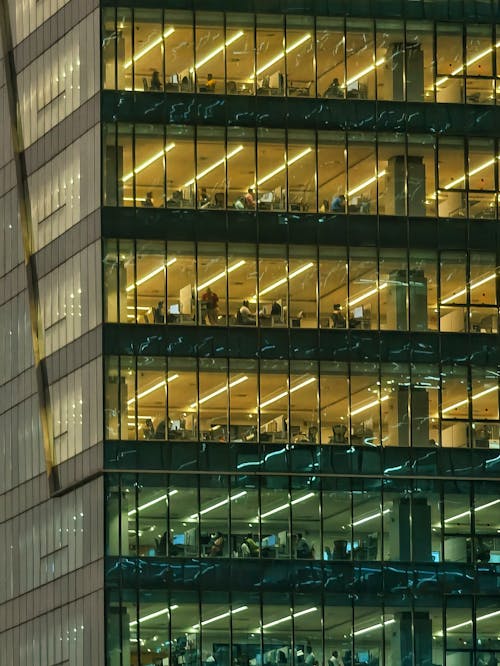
[
  {"left": 195, "top": 12, "right": 224, "bottom": 93},
  {"left": 286, "top": 16, "right": 315, "bottom": 98}
]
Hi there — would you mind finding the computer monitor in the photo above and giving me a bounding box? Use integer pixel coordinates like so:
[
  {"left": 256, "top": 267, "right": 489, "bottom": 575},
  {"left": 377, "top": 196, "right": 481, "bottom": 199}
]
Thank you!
[
  {"left": 171, "top": 74, "right": 179, "bottom": 84},
  {"left": 169, "top": 304, "right": 180, "bottom": 315},
  {"left": 262, "top": 534, "right": 277, "bottom": 548},
  {"left": 170, "top": 419, "right": 181, "bottom": 430},
  {"left": 172, "top": 534, "right": 185, "bottom": 546},
  {"left": 356, "top": 651, "right": 369, "bottom": 664},
  {"left": 347, "top": 80, "right": 359, "bottom": 92},
  {"left": 353, "top": 306, "right": 363, "bottom": 319}
]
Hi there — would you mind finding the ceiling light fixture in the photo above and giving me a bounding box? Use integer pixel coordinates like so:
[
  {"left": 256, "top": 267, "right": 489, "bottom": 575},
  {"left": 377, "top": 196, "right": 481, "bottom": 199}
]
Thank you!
[
  {"left": 197, "top": 260, "right": 246, "bottom": 292},
  {"left": 354, "top": 618, "right": 395, "bottom": 637},
  {"left": 435, "top": 41, "right": 500, "bottom": 88},
  {"left": 189, "top": 375, "right": 249, "bottom": 409},
  {"left": 440, "top": 271, "right": 497, "bottom": 305},
  {"left": 349, "top": 282, "right": 388, "bottom": 307},
  {"left": 257, "top": 262, "right": 314, "bottom": 298},
  {"left": 128, "top": 489, "right": 179, "bottom": 516},
  {"left": 189, "top": 491, "right": 248, "bottom": 520},
  {"left": 348, "top": 170, "right": 386, "bottom": 198},
  {"left": 183, "top": 145, "right": 244, "bottom": 187},
  {"left": 262, "top": 607, "right": 318, "bottom": 630},
  {"left": 444, "top": 498, "right": 500, "bottom": 523},
  {"left": 125, "top": 258, "right": 177, "bottom": 292},
  {"left": 256, "top": 147, "right": 313, "bottom": 187},
  {"left": 122, "top": 143, "right": 175, "bottom": 182},
  {"left": 350, "top": 394, "right": 390, "bottom": 417},
  {"left": 127, "top": 373, "right": 179, "bottom": 406},
  {"left": 436, "top": 608, "right": 500, "bottom": 636},
  {"left": 260, "top": 492, "right": 315, "bottom": 519},
  {"left": 191, "top": 31, "right": 245, "bottom": 72},
  {"left": 260, "top": 376, "right": 316, "bottom": 409},
  {"left": 124, "top": 27, "right": 175, "bottom": 69},
  {"left": 192, "top": 605, "right": 248, "bottom": 629},
  {"left": 256, "top": 34, "right": 311, "bottom": 77},
  {"left": 352, "top": 508, "right": 390, "bottom": 527},
  {"left": 441, "top": 384, "right": 498, "bottom": 415},
  {"left": 129, "top": 604, "right": 179, "bottom": 627},
  {"left": 345, "top": 58, "right": 385, "bottom": 87}
]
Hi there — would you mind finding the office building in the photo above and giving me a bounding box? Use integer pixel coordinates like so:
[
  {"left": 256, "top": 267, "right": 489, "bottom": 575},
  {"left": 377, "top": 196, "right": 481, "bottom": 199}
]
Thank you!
[{"left": 1, "top": 0, "right": 500, "bottom": 664}]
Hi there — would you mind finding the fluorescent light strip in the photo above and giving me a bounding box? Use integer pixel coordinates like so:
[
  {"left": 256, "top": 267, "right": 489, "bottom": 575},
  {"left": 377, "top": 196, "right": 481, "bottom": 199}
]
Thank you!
[
  {"left": 197, "top": 260, "right": 246, "bottom": 292},
  {"left": 437, "top": 608, "right": 500, "bottom": 636},
  {"left": 444, "top": 157, "right": 496, "bottom": 190},
  {"left": 189, "top": 491, "right": 247, "bottom": 519},
  {"left": 354, "top": 618, "right": 395, "bottom": 637},
  {"left": 125, "top": 258, "right": 177, "bottom": 293},
  {"left": 129, "top": 604, "right": 179, "bottom": 627},
  {"left": 192, "top": 605, "right": 248, "bottom": 629},
  {"left": 190, "top": 31, "right": 245, "bottom": 72},
  {"left": 352, "top": 508, "right": 390, "bottom": 527},
  {"left": 435, "top": 41, "right": 500, "bottom": 88},
  {"left": 127, "top": 373, "right": 179, "bottom": 406},
  {"left": 128, "top": 489, "right": 179, "bottom": 516},
  {"left": 260, "top": 492, "right": 315, "bottom": 519},
  {"left": 255, "top": 34, "right": 312, "bottom": 77},
  {"left": 440, "top": 271, "right": 496, "bottom": 305},
  {"left": 183, "top": 145, "right": 244, "bottom": 187},
  {"left": 189, "top": 375, "right": 249, "bottom": 409},
  {"left": 345, "top": 58, "right": 385, "bottom": 87},
  {"left": 444, "top": 498, "right": 500, "bottom": 523},
  {"left": 256, "top": 147, "right": 312, "bottom": 187},
  {"left": 350, "top": 394, "right": 390, "bottom": 417},
  {"left": 124, "top": 27, "right": 175, "bottom": 69},
  {"left": 260, "top": 376, "right": 316, "bottom": 409},
  {"left": 441, "top": 384, "right": 498, "bottom": 415},
  {"left": 258, "top": 262, "right": 314, "bottom": 298},
  {"left": 349, "top": 282, "right": 387, "bottom": 307},
  {"left": 348, "top": 170, "right": 386, "bottom": 197},
  {"left": 263, "top": 607, "right": 318, "bottom": 630},
  {"left": 122, "top": 143, "right": 175, "bottom": 183}
]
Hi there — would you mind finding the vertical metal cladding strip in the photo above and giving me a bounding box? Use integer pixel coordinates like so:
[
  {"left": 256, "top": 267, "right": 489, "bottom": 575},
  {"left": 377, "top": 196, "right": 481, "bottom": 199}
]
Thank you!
[{"left": 0, "top": 1, "right": 59, "bottom": 493}]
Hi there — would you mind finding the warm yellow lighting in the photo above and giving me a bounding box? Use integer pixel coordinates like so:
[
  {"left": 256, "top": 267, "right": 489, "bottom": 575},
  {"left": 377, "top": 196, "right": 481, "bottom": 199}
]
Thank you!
[
  {"left": 345, "top": 58, "right": 385, "bottom": 87},
  {"left": 435, "top": 41, "right": 500, "bottom": 88},
  {"left": 125, "top": 258, "right": 177, "bottom": 293},
  {"left": 441, "top": 384, "right": 498, "bottom": 415},
  {"left": 256, "top": 147, "right": 312, "bottom": 187},
  {"left": 444, "top": 157, "right": 496, "bottom": 190},
  {"left": 260, "top": 376, "right": 316, "bottom": 409},
  {"left": 257, "top": 262, "right": 314, "bottom": 298},
  {"left": 348, "top": 170, "right": 386, "bottom": 197},
  {"left": 255, "top": 34, "right": 312, "bottom": 77},
  {"left": 349, "top": 282, "right": 388, "bottom": 307},
  {"left": 197, "top": 260, "right": 246, "bottom": 292},
  {"left": 127, "top": 374, "right": 179, "bottom": 406},
  {"left": 122, "top": 143, "right": 175, "bottom": 182},
  {"left": 190, "top": 31, "right": 245, "bottom": 72},
  {"left": 183, "top": 145, "right": 244, "bottom": 187},
  {"left": 123, "top": 27, "right": 175, "bottom": 69},
  {"left": 190, "top": 376, "right": 249, "bottom": 409},
  {"left": 350, "top": 394, "right": 390, "bottom": 417},
  {"left": 440, "top": 271, "right": 496, "bottom": 305}
]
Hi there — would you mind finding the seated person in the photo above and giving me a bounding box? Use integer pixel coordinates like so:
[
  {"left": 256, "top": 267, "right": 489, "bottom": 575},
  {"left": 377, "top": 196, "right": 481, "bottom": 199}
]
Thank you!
[
  {"left": 271, "top": 300, "right": 282, "bottom": 316},
  {"left": 205, "top": 73, "right": 216, "bottom": 92},
  {"left": 150, "top": 70, "right": 162, "bottom": 91},
  {"left": 332, "top": 304, "right": 346, "bottom": 328},
  {"left": 237, "top": 300, "right": 256, "bottom": 325},
  {"left": 241, "top": 534, "right": 260, "bottom": 557},
  {"left": 142, "top": 418, "right": 155, "bottom": 439},
  {"left": 153, "top": 301, "right": 165, "bottom": 323},
  {"left": 244, "top": 187, "right": 256, "bottom": 209},
  {"left": 142, "top": 191, "right": 154, "bottom": 207},
  {"left": 331, "top": 194, "right": 346, "bottom": 212},
  {"left": 208, "top": 532, "right": 224, "bottom": 556},
  {"left": 319, "top": 199, "right": 330, "bottom": 213},
  {"left": 324, "top": 77, "right": 343, "bottom": 98},
  {"left": 199, "top": 187, "right": 210, "bottom": 208},
  {"left": 166, "top": 190, "right": 183, "bottom": 207}
]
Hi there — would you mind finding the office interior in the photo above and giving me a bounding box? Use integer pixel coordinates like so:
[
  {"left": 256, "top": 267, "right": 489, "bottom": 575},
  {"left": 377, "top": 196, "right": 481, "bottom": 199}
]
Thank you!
[
  {"left": 105, "top": 355, "right": 500, "bottom": 449},
  {"left": 104, "top": 240, "right": 499, "bottom": 335},
  {"left": 102, "top": 9, "right": 500, "bottom": 107},
  {"left": 104, "top": 123, "right": 500, "bottom": 220},
  {"left": 107, "top": 476, "right": 500, "bottom": 666}
]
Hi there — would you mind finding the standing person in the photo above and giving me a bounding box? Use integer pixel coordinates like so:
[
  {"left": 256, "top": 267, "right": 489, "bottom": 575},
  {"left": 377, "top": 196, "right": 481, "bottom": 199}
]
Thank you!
[
  {"left": 244, "top": 188, "right": 256, "bottom": 209},
  {"left": 296, "top": 533, "right": 312, "bottom": 559},
  {"left": 242, "top": 534, "right": 259, "bottom": 557},
  {"left": 150, "top": 70, "right": 162, "bottom": 90},
  {"left": 202, "top": 287, "right": 219, "bottom": 325},
  {"left": 329, "top": 651, "right": 344, "bottom": 666},
  {"left": 332, "top": 304, "right": 346, "bottom": 328}
]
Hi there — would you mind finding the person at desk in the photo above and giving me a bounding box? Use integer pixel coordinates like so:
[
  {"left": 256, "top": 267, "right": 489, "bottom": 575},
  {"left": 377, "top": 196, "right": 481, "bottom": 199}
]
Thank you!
[
  {"left": 153, "top": 300, "right": 165, "bottom": 323},
  {"left": 244, "top": 187, "right": 256, "bottom": 209},
  {"left": 332, "top": 304, "right": 346, "bottom": 328},
  {"left": 324, "top": 77, "right": 343, "bottom": 98},
  {"left": 199, "top": 187, "right": 211, "bottom": 208},
  {"left": 241, "top": 534, "right": 260, "bottom": 557},
  {"left": 271, "top": 301, "right": 282, "bottom": 316},
  {"left": 201, "top": 287, "right": 219, "bottom": 325},
  {"left": 296, "top": 533, "right": 313, "bottom": 559},
  {"left": 150, "top": 69, "right": 162, "bottom": 91},
  {"left": 205, "top": 73, "right": 216, "bottom": 92},
  {"left": 166, "top": 190, "right": 182, "bottom": 207},
  {"left": 329, "top": 650, "right": 344, "bottom": 666},
  {"left": 331, "top": 194, "right": 346, "bottom": 212},
  {"left": 142, "top": 191, "right": 154, "bottom": 207},
  {"left": 142, "top": 418, "right": 155, "bottom": 439},
  {"left": 208, "top": 531, "right": 224, "bottom": 556},
  {"left": 238, "top": 300, "right": 256, "bottom": 325}
]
